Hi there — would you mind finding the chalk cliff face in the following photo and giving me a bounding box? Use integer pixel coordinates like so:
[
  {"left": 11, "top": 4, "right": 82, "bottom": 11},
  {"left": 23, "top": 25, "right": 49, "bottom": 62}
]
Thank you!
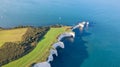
[
  {"left": 47, "top": 49, "right": 58, "bottom": 62},
  {"left": 33, "top": 32, "right": 75, "bottom": 67},
  {"left": 50, "top": 49, "right": 58, "bottom": 56},
  {"left": 58, "top": 32, "right": 75, "bottom": 41},
  {"left": 33, "top": 22, "right": 89, "bottom": 67},
  {"left": 46, "top": 32, "right": 75, "bottom": 63},
  {"left": 52, "top": 42, "right": 64, "bottom": 49},
  {"left": 34, "top": 62, "right": 51, "bottom": 67}
]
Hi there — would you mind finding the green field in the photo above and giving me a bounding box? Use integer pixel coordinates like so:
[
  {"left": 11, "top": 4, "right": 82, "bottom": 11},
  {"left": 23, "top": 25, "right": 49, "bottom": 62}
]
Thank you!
[
  {"left": 0, "top": 28, "right": 28, "bottom": 47},
  {"left": 3, "top": 27, "right": 70, "bottom": 67}
]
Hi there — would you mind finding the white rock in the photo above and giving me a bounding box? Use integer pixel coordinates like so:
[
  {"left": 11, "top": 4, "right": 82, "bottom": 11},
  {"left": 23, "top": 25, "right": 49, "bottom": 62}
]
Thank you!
[
  {"left": 50, "top": 49, "right": 58, "bottom": 56},
  {"left": 52, "top": 42, "right": 64, "bottom": 49},
  {"left": 47, "top": 54, "right": 54, "bottom": 62},
  {"left": 58, "top": 32, "right": 75, "bottom": 41},
  {"left": 34, "top": 62, "right": 51, "bottom": 67}
]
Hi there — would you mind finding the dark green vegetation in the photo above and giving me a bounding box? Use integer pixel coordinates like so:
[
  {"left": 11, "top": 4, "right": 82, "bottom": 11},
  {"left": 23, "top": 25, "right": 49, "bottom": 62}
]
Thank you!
[
  {"left": 0, "top": 42, "right": 24, "bottom": 66},
  {"left": 0, "top": 27, "right": 3, "bottom": 30},
  {"left": 0, "top": 26, "right": 50, "bottom": 66}
]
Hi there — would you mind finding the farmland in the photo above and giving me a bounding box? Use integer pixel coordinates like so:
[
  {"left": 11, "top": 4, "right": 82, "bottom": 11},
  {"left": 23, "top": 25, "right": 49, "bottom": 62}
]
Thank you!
[{"left": 0, "top": 28, "right": 28, "bottom": 47}]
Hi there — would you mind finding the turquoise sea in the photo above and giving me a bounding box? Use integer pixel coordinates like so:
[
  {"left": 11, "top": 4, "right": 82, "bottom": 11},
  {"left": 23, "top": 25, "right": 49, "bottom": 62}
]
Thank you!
[{"left": 0, "top": 0, "right": 120, "bottom": 67}]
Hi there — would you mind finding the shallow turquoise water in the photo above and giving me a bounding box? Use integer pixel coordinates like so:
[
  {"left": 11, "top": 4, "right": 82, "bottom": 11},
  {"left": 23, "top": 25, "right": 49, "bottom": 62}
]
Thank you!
[{"left": 0, "top": 0, "right": 120, "bottom": 67}]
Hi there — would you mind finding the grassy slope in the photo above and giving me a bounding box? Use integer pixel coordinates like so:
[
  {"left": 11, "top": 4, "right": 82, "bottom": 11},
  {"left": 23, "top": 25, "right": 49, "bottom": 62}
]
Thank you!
[
  {"left": 3, "top": 27, "right": 70, "bottom": 67},
  {"left": 0, "top": 28, "right": 28, "bottom": 47}
]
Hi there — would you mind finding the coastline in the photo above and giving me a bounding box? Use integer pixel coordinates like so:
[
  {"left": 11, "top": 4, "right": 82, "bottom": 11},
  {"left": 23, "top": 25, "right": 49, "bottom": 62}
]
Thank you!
[{"left": 2, "top": 26, "right": 72, "bottom": 67}]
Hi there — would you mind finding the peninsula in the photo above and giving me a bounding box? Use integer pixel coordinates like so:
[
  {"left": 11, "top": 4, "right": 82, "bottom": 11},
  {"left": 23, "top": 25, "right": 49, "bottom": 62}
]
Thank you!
[
  {"left": 1, "top": 22, "right": 89, "bottom": 67},
  {"left": 0, "top": 25, "right": 71, "bottom": 67}
]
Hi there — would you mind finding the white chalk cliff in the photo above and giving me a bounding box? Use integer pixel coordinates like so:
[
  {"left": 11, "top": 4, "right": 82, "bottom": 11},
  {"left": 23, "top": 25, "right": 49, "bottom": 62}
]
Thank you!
[{"left": 33, "top": 22, "right": 89, "bottom": 67}]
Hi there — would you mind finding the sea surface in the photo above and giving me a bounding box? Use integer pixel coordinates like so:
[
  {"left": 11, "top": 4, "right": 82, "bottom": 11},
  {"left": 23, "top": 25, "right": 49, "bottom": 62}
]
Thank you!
[{"left": 0, "top": 0, "right": 120, "bottom": 67}]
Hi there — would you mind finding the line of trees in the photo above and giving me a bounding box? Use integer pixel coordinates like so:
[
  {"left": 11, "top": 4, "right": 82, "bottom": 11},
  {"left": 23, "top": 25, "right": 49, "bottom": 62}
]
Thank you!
[
  {"left": 0, "top": 26, "right": 50, "bottom": 66},
  {"left": 50, "top": 24, "right": 63, "bottom": 28},
  {"left": 0, "top": 27, "right": 3, "bottom": 30},
  {"left": 0, "top": 42, "right": 24, "bottom": 66}
]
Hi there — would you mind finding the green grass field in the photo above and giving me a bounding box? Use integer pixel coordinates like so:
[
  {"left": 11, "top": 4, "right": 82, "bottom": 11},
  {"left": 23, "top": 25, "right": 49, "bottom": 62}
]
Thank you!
[
  {"left": 3, "top": 27, "right": 70, "bottom": 67},
  {"left": 0, "top": 28, "right": 28, "bottom": 47}
]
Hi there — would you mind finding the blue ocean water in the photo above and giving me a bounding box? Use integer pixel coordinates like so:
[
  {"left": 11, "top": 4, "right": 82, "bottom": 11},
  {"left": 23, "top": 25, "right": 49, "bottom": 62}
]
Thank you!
[{"left": 0, "top": 0, "right": 120, "bottom": 67}]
